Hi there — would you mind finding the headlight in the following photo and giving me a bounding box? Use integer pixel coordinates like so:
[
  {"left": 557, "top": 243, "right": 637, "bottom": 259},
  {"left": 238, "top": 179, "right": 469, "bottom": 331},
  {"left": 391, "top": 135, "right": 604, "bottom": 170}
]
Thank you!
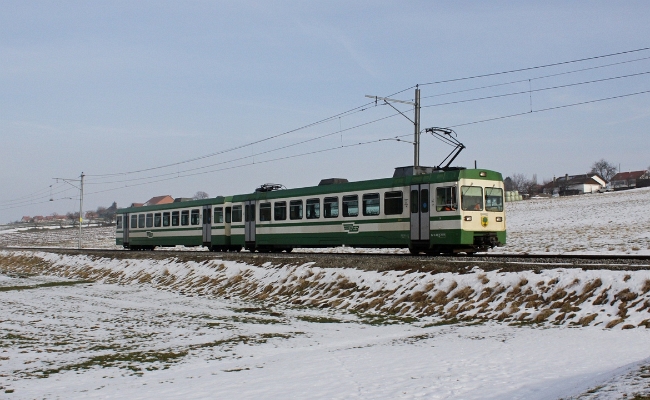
[
  {"left": 496, "top": 217, "right": 503, "bottom": 222},
  {"left": 464, "top": 216, "right": 472, "bottom": 221}
]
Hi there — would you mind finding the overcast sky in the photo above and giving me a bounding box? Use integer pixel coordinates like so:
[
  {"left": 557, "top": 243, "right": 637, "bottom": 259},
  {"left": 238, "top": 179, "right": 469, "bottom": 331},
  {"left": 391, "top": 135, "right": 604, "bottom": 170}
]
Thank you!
[{"left": 1, "top": 1, "right": 649, "bottom": 222}]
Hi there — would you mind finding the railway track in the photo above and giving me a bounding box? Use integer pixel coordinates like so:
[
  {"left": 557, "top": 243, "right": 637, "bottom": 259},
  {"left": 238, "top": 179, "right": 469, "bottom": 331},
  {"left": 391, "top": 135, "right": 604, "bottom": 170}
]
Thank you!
[{"left": 2, "top": 246, "right": 649, "bottom": 273}]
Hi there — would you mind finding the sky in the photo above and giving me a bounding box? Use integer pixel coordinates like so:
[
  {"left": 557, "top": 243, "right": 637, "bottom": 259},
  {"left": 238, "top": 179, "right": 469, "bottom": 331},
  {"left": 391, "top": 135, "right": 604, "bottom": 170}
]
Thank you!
[{"left": 1, "top": 1, "right": 649, "bottom": 223}]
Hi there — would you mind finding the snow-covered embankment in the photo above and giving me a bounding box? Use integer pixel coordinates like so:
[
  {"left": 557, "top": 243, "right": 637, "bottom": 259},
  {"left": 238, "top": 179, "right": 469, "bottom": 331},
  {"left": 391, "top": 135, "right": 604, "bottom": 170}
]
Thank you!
[{"left": 2, "top": 250, "right": 649, "bottom": 329}]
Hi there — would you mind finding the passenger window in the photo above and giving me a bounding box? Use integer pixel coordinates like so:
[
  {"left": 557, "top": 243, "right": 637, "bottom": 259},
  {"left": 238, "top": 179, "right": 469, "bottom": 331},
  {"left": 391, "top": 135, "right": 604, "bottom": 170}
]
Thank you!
[
  {"left": 362, "top": 193, "right": 380, "bottom": 216},
  {"left": 289, "top": 200, "right": 303, "bottom": 220},
  {"left": 226, "top": 207, "right": 233, "bottom": 223},
  {"left": 138, "top": 214, "right": 145, "bottom": 228},
  {"left": 461, "top": 186, "right": 484, "bottom": 211},
  {"left": 171, "top": 211, "right": 179, "bottom": 226},
  {"left": 181, "top": 210, "right": 190, "bottom": 226},
  {"left": 306, "top": 198, "right": 320, "bottom": 219},
  {"left": 436, "top": 187, "right": 458, "bottom": 212},
  {"left": 131, "top": 215, "right": 137, "bottom": 229},
  {"left": 146, "top": 213, "right": 153, "bottom": 228},
  {"left": 485, "top": 188, "right": 504, "bottom": 212},
  {"left": 191, "top": 210, "right": 200, "bottom": 225},
  {"left": 259, "top": 203, "right": 272, "bottom": 221},
  {"left": 214, "top": 207, "right": 223, "bottom": 223},
  {"left": 324, "top": 197, "right": 339, "bottom": 218},
  {"left": 163, "top": 212, "right": 170, "bottom": 227},
  {"left": 384, "top": 191, "right": 403, "bottom": 215},
  {"left": 154, "top": 213, "right": 161, "bottom": 227},
  {"left": 232, "top": 205, "right": 242, "bottom": 223},
  {"left": 410, "top": 190, "right": 419, "bottom": 213},
  {"left": 116, "top": 216, "right": 123, "bottom": 229},
  {"left": 274, "top": 201, "right": 287, "bottom": 221},
  {"left": 342, "top": 195, "right": 358, "bottom": 217}
]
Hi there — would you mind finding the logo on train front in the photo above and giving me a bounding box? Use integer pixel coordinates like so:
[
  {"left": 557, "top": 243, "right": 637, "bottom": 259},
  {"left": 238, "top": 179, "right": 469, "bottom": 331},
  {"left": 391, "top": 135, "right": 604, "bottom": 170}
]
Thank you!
[{"left": 480, "top": 214, "right": 488, "bottom": 228}]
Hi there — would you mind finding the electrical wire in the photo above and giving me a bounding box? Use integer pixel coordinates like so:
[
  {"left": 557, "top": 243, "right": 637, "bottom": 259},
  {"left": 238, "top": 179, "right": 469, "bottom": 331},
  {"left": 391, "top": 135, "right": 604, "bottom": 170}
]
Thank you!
[
  {"left": 420, "top": 71, "right": 650, "bottom": 109},
  {"left": 447, "top": 89, "right": 650, "bottom": 128},
  {"left": 419, "top": 46, "right": 650, "bottom": 86},
  {"left": 421, "top": 55, "right": 650, "bottom": 99}
]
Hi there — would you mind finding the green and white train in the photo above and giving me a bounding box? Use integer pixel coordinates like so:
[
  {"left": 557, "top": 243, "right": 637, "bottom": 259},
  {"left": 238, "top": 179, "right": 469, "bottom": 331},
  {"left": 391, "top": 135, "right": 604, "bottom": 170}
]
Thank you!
[{"left": 115, "top": 167, "right": 506, "bottom": 255}]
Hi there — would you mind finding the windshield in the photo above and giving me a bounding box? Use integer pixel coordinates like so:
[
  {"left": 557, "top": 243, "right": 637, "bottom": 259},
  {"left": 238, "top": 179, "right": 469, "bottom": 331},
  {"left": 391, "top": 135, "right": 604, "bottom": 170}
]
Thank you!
[
  {"left": 485, "top": 188, "right": 504, "bottom": 212},
  {"left": 461, "top": 186, "right": 483, "bottom": 211}
]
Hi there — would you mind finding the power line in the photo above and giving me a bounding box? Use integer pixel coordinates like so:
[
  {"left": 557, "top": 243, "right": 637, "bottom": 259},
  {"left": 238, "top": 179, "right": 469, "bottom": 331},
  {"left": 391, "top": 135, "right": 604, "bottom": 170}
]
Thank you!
[
  {"left": 448, "top": 89, "right": 650, "bottom": 128},
  {"left": 419, "top": 47, "right": 650, "bottom": 86},
  {"left": 420, "top": 71, "right": 650, "bottom": 109},
  {"left": 85, "top": 111, "right": 409, "bottom": 186},
  {"left": 421, "top": 55, "right": 650, "bottom": 100}
]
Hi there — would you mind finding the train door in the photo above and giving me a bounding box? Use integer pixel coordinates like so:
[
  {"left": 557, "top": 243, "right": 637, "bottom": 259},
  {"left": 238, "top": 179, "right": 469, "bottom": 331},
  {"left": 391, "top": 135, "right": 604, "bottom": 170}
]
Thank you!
[
  {"left": 410, "top": 184, "right": 430, "bottom": 245},
  {"left": 244, "top": 200, "right": 256, "bottom": 248},
  {"left": 123, "top": 213, "right": 130, "bottom": 247},
  {"left": 202, "top": 205, "right": 212, "bottom": 246}
]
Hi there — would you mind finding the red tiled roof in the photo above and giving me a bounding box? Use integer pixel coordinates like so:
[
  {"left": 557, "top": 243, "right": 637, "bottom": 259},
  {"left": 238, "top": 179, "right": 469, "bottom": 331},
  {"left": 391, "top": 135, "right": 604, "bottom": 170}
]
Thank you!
[{"left": 611, "top": 171, "right": 648, "bottom": 181}]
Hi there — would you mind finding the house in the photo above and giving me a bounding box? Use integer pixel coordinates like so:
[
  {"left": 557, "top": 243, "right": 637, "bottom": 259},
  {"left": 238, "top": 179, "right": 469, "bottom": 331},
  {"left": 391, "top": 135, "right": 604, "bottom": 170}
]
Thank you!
[
  {"left": 144, "top": 195, "right": 174, "bottom": 206},
  {"left": 33, "top": 216, "right": 44, "bottom": 222},
  {"left": 130, "top": 203, "right": 144, "bottom": 208},
  {"left": 21, "top": 216, "right": 31, "bottom": 223},
  {"left": 610, "top": 170, "right": 650, "bottom": 190},
  {"left": 543, "top": 174, "right": 606, "bottom": 196}
]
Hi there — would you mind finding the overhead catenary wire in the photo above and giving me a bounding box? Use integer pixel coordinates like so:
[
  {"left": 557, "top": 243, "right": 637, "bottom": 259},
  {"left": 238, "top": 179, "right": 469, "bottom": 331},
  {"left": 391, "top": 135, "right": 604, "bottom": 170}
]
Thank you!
[
  {"left": 420, "top": 55, "right": 650, "bottom": 100},
  {"left": 85, "top": 111, "right": 410, "bottom": 186},
  {"left": 419, "top": 46, "right": 650, "bottom": 86},
  {"left": 420, "top": 70, "right": 650, "bottom": 109}
]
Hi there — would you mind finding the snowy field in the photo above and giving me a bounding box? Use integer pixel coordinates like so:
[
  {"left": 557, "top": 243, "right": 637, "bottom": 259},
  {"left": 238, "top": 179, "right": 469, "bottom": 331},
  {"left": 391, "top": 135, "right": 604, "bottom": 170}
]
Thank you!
[{"left": 1, "top": 188, "right": 650, "bottom": 398}]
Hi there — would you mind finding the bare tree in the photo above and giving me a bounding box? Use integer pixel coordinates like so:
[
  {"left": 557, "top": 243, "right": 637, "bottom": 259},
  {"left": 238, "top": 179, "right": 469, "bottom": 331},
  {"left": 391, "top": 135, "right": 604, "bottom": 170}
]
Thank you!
[
  {"left": 510, "top": 173, "right": 529, "bottom": 193},
  {"left": 66, "top": 212, "right": 80, "bottom": 227},
  {"left": 590, "top": 159, "right": 617, "bottom": 182},
  {"left": 193, "top": 191, "right": 209, "bottom": 200}
]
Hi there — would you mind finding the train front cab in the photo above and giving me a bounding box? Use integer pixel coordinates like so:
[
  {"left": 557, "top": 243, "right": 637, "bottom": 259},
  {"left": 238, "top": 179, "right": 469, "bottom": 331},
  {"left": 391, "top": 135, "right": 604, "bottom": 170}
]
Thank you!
[{"left": 410, "top": 172, "right": 506, "bottom": 255}]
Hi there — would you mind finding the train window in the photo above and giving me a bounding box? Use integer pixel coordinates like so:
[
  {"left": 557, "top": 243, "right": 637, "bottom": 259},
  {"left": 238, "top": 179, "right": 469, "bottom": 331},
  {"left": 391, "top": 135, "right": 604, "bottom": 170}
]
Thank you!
[
  {"left": 324, "top": 197, "right": 339, "bottom": 218},
  {"left": 342, "top": 195, "right": 358, "bottom": 217},
  {"left": 420, "top": 189, "right": 429, "bottom": 213},
  {"left": 163, "top": 212, "right": 170, "bottom": 227},
  {"left": 181, "top": 210, "right": 190, "bottom": 226},
  {"left": 306, "top": 198, "right": 320, "bottom": 219},
  {"left": 362, "top": 193, "right": 380, "bottom": 216},
  {"left": 138, "top": 214, "right": 145, "bottom": 229},
  {"left": 202, "top": 209, "right": 211, "bottom": 224},
  {"left": 171, "top": 211, "right": 179, "bottom": 226},
  {"left": 154, "top": 213, "right": 162, "bottom": 227},
  {"left": 384, "top": 191, "right": 403, "bottom": 215},
  {"left": 146, "top": 213, "right": 153, "bottom": 228},
  {"left": 116, "top": 216, "right": 123, "bottom": 229},
  {"left": 244, "top": 204, "right": 256, "bottom": 222},
  {"left": 131, "top": 215, "right": 137, "bottom": 229},
  {"left": 226, "top": 207, "right": 233, "bottom": 223},
  {"left": 214, "top": 207, "right": 223, "bottom": 223},
  {"left": 289, "top": 200, "right": 303, "bottom": 220},
  {"left": 410, "top": 190, "right": 418, "bottom": 213},
  {"left": 274, "top": 201, "right": 287, "bottom": 221},
  {"left": 191, "top": 210, "right": 200, "bottom": 225},
  {"left": 436, "top": 187, "right": 458, "bottom": 212},
  {"left": 259, "top": 203, "right": 271, "bottom": 221},
  {"left": 461, "top": 186, "right": 484, "bottom": 211},
  {"left": 232, "top": 205, "right": 242, "bottom": 223},
  {"left": 485, "top": 188, "right": 504, "bottom": 212}
]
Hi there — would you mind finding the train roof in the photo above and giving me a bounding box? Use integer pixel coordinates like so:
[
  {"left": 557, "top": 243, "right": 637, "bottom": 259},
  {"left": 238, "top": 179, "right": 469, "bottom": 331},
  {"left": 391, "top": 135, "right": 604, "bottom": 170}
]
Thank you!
[{"left": 117, "top": 169, "right": 502, "bottom": 213}]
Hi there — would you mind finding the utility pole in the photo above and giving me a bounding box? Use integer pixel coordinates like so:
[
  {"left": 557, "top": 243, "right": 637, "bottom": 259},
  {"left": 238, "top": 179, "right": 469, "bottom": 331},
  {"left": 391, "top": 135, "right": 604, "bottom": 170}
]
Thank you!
[
  {"left": 79, "top": 172, "right": 84, "bottom": 249},
  {"left": 54, "top": 172, "right": 85, "bottom": 249},
  {"left": 366, "top": 85, "right": 421, "bottom": 169}
]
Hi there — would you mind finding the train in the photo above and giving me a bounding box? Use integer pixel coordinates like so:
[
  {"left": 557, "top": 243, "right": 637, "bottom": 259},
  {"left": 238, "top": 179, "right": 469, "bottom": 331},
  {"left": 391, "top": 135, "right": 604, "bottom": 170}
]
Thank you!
[{"left": 115, "top": 165, "right": 506, "bottom": 255}]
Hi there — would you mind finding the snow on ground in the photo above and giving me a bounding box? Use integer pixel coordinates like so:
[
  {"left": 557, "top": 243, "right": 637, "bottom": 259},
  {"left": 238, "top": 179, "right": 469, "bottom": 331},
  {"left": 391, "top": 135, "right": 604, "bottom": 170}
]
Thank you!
[
  {"left": 1, "top": 251, "right": 650, "bottom": 398},
  {"left": 1, "top": 188, "right": 650, "bottom": 398},
  {"left": 1, "top": 273, "right": 650, "bottom": 399}
]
